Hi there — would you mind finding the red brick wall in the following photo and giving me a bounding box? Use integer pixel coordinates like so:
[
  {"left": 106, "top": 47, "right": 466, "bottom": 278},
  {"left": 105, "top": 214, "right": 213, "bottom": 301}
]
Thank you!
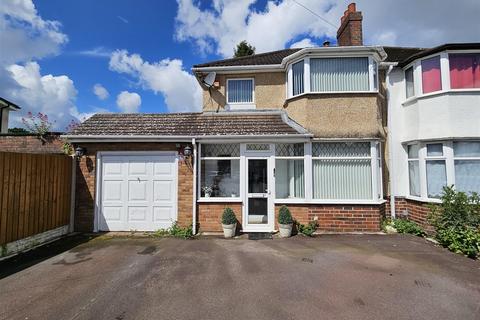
[
  {"left": 277, "top": 204, "right": 384, "bottom": 232},
  {"left": 197, "top": 202, "right": 243, "bottom": 232},
  {"left": 74, "top": 142, "right": 193, "bottom": 232},
  {"left": 336, "top": 3, "right": 363, "bottom": 46},
  {"left": 385, "top": 197, "right": 436, "bottom": 233},
  {"left": 0, "top": 134, "right": 63, "bottom": 153}
]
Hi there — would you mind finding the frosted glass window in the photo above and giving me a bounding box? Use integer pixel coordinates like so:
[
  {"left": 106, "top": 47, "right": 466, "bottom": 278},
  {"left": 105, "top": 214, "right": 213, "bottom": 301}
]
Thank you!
[
  {"left": 227, "top": 79, "right": 253, "bottom": 103},
  {"left": 405, "top": 67, "right": 415, "bottom": 98},
  {"left": 427, "top": 143, "right": 443, "bottom": 156},
  {"left": 409, "top": 161, "right": 420, "bottom": 197},
  {"left": 310, "top": 57, "right": 369, "bottom": 92},
  {"left": 275, "top": 160, "right": 304, "bottom": 199},
  {"left": 292, "top": 61, "right": 304, "bottom": 96},
  {"left": 426, "top": 160, "right": 447, "bottom": 198}
]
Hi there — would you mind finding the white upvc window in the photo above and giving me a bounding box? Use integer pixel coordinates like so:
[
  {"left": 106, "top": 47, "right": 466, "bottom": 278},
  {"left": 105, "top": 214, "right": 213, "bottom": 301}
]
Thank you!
[
  {"left": 275, "top": 143, "right": 305, "bottom": 199},
  {"left": 311, "top": 141, "right": 381, "bottom": 201},
  {"left": 288, "top": 56, "right": 378, "bottom": 98},
  {"left": 226, "top": 78, "right": 255, "bottom": 109},
  {"left": 199, "top": 143, "right": 241, "bottom": 199},
  {"left": 406, "top": 140, "right": 480, "bottom": 201}
]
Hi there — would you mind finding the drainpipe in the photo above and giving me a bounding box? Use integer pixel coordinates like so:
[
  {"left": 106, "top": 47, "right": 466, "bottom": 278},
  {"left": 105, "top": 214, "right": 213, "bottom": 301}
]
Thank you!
[
  {"left": 192, "top": 138, "right": 197, "bottom": 234},
  {"left": 386, "top": 64, "right": 396, "bottom": 219}
]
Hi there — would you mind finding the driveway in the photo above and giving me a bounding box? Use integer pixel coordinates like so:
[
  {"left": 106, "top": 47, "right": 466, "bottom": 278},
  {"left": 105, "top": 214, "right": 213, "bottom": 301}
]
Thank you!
[{"left": 0, "top": 234, "right": 479, "bottom": 320}]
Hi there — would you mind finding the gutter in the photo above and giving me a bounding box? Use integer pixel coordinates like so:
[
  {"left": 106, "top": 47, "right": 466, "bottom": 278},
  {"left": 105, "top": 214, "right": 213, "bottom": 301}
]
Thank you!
[
  {"left": 192, "top": 138, "right": 197, "bottom": 235},
  {"left": 386, "top": 64, "right": 396, "bottom": 219}
]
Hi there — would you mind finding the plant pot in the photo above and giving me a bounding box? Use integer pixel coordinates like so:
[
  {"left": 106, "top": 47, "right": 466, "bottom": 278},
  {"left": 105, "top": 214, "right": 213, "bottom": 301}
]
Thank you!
[
  {"left": 222, "top": 223, "right": 237, "bottom": 238},
  {"left": 278, "top": 223, "right": 293, "bottom": 238}
]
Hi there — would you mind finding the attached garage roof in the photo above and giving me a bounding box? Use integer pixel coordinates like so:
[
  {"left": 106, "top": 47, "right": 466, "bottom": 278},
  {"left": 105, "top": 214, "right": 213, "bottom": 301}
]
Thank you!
[{"left": 67, "top": 111, "right": 310, "bottom": 138}]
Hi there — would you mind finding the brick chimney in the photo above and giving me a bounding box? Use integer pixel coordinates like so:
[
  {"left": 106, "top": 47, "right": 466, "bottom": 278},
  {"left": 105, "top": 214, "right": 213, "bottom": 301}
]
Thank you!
[{"left": 336, "top": 3, "right": 363, "bottom": 46}]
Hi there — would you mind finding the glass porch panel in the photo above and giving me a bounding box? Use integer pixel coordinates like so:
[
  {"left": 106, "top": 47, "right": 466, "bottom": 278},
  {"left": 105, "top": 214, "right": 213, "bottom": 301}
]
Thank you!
[
  {"left": 248, "top": 198, "right": 268, "bottom": 224},
  {"left": 248, "top": 159, "right": 268, "bottom": 193}
]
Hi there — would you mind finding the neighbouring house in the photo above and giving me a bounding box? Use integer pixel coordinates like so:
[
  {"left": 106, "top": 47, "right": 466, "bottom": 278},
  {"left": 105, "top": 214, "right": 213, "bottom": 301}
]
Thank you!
[
  {"left": 64, "top": 3, "right": 480, "bottom": 234},
  {"left": 385, "top": 43, "right": 480, "bottom": 229},
  {"left": 0, "top": 97, "right": 20, "bottom": 134}
]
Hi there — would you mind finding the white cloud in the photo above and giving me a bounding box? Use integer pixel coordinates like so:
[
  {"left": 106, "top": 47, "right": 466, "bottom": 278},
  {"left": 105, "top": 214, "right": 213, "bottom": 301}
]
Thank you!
[
  {"left": 0, "top": 0, "right": 96, "bottom": 130},
  {"left": 116, "top": 91, "right": 141, "bottom": 113},
  {"left": 93, "top": 83, "right": 109, "bottom": 100},
  {"left": 0, "top": 0, "right": 68, "bottom": 65},
  {"left": 109, "top": 49, "right": 202, "bottom": 112},
  {"left": 175, "top": 0, "right": 480, "bottom": 57},
  {"left": 77, "top": 47, "right": 112, "bottom": 58},
  {"left": 5, "top": 61, "right": 85, "bottom": 129},
  {"left": 290, "top": 38, "right": 317, "bottom": 49}
]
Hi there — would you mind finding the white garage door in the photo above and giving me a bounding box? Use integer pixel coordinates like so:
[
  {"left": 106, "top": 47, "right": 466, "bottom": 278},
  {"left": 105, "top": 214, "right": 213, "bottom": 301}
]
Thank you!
[{"left": 98, "top": 153, "right": 177, "bottom": 231}]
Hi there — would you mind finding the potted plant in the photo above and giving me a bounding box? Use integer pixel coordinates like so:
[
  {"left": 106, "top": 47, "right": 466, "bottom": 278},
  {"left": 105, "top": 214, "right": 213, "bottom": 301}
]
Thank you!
[
  {"left": 202, "top": 186, "right": 213, "bottom": 198},
  {"left": 278, "top": 205, "right": 293, "bottom": 238},
  {"left": 221, "top": 207, "right": 237, "bottom": 238}
]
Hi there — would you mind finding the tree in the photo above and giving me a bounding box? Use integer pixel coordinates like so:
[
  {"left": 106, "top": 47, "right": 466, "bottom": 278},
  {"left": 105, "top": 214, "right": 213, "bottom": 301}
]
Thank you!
[
  {"left": 7, "top": 127, "right": 29, "bottom": 134},
  {"left": 234, "top": 40, "right": 255, "bottom": 57}
]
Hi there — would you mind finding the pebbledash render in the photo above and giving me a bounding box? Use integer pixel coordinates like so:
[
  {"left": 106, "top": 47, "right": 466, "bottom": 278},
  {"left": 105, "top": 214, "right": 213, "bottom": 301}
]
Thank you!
[{"left": 64, "top": 3, "right": 480, "bottom": 234}]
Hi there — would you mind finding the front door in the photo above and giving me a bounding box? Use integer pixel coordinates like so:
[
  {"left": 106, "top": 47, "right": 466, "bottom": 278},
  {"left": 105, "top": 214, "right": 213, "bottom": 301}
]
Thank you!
[{"left": 244, "top": 157, "right": 274, "bottom": 232}]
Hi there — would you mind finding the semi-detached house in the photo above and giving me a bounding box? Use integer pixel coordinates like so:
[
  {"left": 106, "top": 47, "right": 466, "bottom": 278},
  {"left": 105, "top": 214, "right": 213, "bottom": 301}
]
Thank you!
[{"left": 65, "top": 3, "right": 480, "bottom": 234}]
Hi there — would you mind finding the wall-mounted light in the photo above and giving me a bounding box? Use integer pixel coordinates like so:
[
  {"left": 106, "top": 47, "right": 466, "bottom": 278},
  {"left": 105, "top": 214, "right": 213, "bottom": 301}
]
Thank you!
[
  {"left": 75, "top": 146, "right": 86, "bottom": 158},
  {"left": 183, "top": 145, "right": 192, "bottom": 157}
]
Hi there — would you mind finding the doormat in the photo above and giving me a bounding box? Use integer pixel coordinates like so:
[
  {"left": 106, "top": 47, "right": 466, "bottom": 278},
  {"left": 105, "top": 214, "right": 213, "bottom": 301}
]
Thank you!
[{"left": 247, "top": 233, "right": 273, "bottom": 240}]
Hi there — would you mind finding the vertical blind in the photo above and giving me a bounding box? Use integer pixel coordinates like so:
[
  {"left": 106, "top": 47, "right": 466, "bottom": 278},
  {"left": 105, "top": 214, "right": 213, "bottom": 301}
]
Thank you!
[
  {"left": 310, "top": 57, "right": 369, "bottom": 92},
  {"left": 292, "top": 61, "right": 304, "bottom": 96},
  {"left": 227, "top": 79, "right": 253, "bottom": 103}
]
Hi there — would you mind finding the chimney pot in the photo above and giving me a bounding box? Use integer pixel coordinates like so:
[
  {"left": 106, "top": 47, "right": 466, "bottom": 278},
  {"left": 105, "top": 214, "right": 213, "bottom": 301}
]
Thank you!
[
  {"left": 348, "top": 3, "right": 356, "bottom": 12},
  {"left": 323, "top": 41, "right": 331, "bottom": 47}
]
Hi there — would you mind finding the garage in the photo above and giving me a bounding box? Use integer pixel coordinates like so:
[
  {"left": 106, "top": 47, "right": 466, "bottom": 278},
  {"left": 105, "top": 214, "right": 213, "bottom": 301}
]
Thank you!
[{"left": 97, "top": 152, "right": 178, "bottom": 231}]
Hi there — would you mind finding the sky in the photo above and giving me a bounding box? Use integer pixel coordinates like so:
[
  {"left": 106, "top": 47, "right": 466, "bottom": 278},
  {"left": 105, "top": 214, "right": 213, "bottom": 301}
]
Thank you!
[{"left": 0, "top": 0, "right": 479, "bottom": 131}]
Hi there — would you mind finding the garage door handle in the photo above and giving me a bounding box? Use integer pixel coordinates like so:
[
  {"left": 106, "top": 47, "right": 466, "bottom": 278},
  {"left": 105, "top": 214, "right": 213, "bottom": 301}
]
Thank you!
[{"left": 137, "top": 177, "right": 140, "bottom": 182}]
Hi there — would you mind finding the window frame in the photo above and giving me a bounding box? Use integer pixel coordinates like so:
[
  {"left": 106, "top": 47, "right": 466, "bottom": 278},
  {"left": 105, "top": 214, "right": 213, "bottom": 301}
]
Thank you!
[
  {"left": 405, "top": 140, "right": 480, "bottom": 202},
  {"left": 225, "top": 78, "right": 255, "bottom": 108},
  {"left": 274, "top": 143, "right": 306, "bottom": 201},
  {"left": 198, "top": 143, "right": 242, "bottom": 202},
  {"left": 402, "top": 50, "right": 480, "bottom": 103},
  {"left": 287, "top": 55, "right": 379, "bottom": 98}
]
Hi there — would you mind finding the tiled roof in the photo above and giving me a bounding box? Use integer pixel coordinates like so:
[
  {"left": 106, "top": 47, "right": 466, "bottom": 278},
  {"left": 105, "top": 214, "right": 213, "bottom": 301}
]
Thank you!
[
  {"left": 68, "top": 111, "right": 309, "bottom": 137},
  {"left": 192, "top": 48, "right": 301, "bottom": 68},
  {"left": 382, "top": 46, "right": 426, "bottom": 63},
  {"left": 397, "top": 43, "right": 480, "bottom": 67}
]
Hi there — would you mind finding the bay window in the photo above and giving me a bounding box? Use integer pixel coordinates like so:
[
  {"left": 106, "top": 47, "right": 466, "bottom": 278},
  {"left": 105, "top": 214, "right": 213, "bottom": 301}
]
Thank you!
[
  {"left": 289, "top": 56, "right": 378, "bottom": 97},
  {"left": 275, "top": 143, "right": 305, "bottom": 199},
  {"left": 421, "top": 56, "right": 442, "bottom": 94},
  {"left": 200, "top": 144, "right": 240, "bottom": 198},
  {"left": 226, "top": 79, "right": 254, "bottom": 104},
  {"left": 407, "top": 141, "right": 480, "bottom": 201},
  {"left": 312, "top": 142, "right": 375, "bottom": 200},
  {"left": 449, "top": 53, "right": 480, "bottom": 89}
]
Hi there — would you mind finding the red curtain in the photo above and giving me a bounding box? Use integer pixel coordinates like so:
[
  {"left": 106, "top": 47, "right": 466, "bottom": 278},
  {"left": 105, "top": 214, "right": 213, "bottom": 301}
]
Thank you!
[
  {"left": 449, "top": 53, "right": 480, "bottom": 89},
  {"left": 421, "top": 56, "right": 442, "bottom": 94}
]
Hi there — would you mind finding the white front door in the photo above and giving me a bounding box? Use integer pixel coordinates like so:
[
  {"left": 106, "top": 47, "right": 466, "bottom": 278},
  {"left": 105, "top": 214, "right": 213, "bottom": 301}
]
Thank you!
[
  {"left": 243, "top": 156, "right": 275, "bottom": 232},
  {"left": 98, "top": 153, "right": 177, "bottom": 231}
]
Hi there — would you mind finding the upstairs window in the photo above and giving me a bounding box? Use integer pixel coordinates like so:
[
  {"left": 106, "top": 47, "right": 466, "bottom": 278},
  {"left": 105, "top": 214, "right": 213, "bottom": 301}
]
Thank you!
[
  {"left": 292, "top": 61, "right": 304, "bottom": 96},
  {"left": 449, "top": 53, "right": 480, "bottom": 89},
  {"left": 421, "top": 56, "right": 442, "bottom": 94},
  {"left": 405, "top": 67, "right": 415, "bottom": 98},
  {"left": 310, "top": 57, "right": 369, "bottom": 92},
  {"left": 226, "top": 79, "right": 254, "bottom": 104}
]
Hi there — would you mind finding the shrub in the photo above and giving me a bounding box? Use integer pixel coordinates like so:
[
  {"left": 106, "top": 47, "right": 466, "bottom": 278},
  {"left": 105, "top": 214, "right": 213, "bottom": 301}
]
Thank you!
[
  {"left": 278, "top": 206, "right": 293, "bottom": 225},
  {"left": 296, "top": 220, "right": 318, "bottom": 237},
  {"left": 392, "top": 219, "right": 426, "bottom": 237},
  {"left": 429, "top": 186, "right": 480, "bottom": 259},
  {"left": 221, "top": 207, "right": 237, "bottom": 225}
]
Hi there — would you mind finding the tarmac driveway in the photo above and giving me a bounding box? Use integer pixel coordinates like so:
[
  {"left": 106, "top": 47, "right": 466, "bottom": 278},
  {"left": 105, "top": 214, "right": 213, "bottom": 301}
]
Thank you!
[{"left": 0, "top": 234, "right": 479, "bottom": 320}]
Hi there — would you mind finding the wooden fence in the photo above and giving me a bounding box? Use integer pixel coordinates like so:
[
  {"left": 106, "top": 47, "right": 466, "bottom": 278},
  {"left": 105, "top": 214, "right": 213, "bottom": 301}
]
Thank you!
[{"left": 0, "top": 152, "right": 73, "bottom": 246}]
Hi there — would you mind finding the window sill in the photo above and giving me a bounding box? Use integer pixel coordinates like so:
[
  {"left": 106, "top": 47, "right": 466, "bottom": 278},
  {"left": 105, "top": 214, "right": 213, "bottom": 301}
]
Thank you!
[
  {"left": 197, "top": 198, "right": 242, "bottom": 203},
  {"left": 287, "top": 91, "right": 379, "bottom": 101},
  {"left": 405, "top": 195, "right": 441, "bottom": 204},
  {"left": 225, "top": 103, "right": 256, "bottom": 111},
  {"left": 402, "top": 88, "right": 480, "bottom": 106},
  {"left": 275, "top": 199, "right": 386, "bottom": 205}
]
